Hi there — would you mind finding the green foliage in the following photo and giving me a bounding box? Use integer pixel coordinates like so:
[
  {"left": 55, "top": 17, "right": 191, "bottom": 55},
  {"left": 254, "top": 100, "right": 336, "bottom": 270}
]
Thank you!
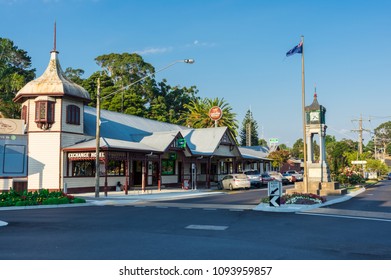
[
  {"left": 0, "top": 37, "right": 35, "bottom": 118},
  {"left": 239, "top": 109, "right": 259, "bottom": 146},
  {"left": 268, "top": 150, "right": 290, "bottom": 168},
  {"left": 182, "top": 97, "right": 239, "bottom": 138},
  {"left": 0, "top": 189, "right": 85, "bottom": 207}
]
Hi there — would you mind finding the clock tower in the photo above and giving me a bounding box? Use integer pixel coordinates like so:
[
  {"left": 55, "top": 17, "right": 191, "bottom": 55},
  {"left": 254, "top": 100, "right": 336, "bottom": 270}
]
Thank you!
[
  {"left": 287, "top": 89, "right": 346, "bottom": 196},
  {"left": 305, "top": 90, "right": 330, "bottom": 183}
]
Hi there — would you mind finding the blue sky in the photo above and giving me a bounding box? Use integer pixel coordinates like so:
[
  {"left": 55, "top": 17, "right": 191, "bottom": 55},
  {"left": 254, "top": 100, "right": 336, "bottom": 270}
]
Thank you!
[{"left": 1, "top": 0, "right": 391, "bottom": 147}]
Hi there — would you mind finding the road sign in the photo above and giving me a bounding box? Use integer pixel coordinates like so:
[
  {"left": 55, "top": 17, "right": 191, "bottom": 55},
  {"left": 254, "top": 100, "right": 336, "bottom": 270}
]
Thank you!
[
  {"left": 268, "top": 181, "right": 281, "bottom": 196},
  {"left": 268, "top": 181, "right": 282, "bottom": 207},
  {"left": 269, "top": 138, "right": 279, "bottom": 144},
  {"left": 269, "top": 196, "right": 280, "bottom": 207}
]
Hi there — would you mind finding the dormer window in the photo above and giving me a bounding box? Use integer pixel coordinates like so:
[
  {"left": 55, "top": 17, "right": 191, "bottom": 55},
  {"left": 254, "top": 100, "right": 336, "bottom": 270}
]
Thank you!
[
  {"left": 35, "top": 100, "right": 55, "bottom": 130},
  {"left": 66, "top": 105, "right": 80, "bottom": 125}
]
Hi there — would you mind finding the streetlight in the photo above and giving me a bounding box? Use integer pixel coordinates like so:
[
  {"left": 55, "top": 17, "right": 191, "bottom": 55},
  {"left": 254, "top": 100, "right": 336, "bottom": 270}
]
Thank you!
[{"left": 94, "top": 59, "right": 195, "bottom": 197}]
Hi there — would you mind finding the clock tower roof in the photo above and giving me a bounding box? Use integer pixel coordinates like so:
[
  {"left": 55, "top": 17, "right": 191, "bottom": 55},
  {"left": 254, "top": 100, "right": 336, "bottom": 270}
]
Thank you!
[{"left": 305, "top": 89, "right": 325, "bottom": 113}]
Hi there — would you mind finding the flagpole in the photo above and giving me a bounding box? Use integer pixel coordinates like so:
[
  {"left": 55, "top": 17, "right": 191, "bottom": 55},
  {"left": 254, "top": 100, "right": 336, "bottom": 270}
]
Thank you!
[{"left": 301, "top": 35, "right": 308, "bottom": 193}]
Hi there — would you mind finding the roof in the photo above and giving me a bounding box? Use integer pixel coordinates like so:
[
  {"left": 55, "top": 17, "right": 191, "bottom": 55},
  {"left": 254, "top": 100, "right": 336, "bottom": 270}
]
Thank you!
[
  {"left": 63, "top": 137, "right": 162, "bottom": 153},
  {"left": 239, "top": 146, "right": 271, "bottom": 160},
  {"left": 84, "top": 106, "right": 188, "bottom": 142},
  {"left": 181, "top": 127, "right": 226, "bottom": 155},
  {"left": 65, "top": 107, "right": 242, "bottom": 158},
  {"left": 14, "top": 51, "right": 91, "bottom": 103}
]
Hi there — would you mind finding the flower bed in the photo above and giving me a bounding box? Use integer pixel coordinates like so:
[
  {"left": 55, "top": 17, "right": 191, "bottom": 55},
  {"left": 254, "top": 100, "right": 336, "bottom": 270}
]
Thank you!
[
  {"left": 0, "top": 189, "right": 86, "bottom": 207},
  {"left": 261, "top": 192, "right": 326, "bottom": 205}
]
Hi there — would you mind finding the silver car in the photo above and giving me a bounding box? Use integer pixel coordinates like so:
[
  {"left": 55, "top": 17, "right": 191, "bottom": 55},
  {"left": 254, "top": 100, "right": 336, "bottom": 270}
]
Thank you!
[{"left": 219, "top": 174, "right": 250, "bottom": 190}]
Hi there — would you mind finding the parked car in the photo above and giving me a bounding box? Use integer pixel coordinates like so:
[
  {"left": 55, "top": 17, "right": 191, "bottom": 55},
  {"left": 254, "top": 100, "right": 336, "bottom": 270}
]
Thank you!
[
  {"left": 283, "top": 170, "right": 303, "bottom": 182},
  {"left": 260, "top": 173, "right": 274, "bottom": 186},
  {"left": 268, "top": 171, "right": 290, "bottom": 185},
  {"left": 219, "top": 174, "right": 250, "bottom": 190},
  {"left": 387, "top": 173, "right": 391, "bottom": 180},
  {"left": 243, "top": 170, "right": 274, "bottom": 188},
  {"left": 243, "top": 170, "right": 262, "bottom": 187}
]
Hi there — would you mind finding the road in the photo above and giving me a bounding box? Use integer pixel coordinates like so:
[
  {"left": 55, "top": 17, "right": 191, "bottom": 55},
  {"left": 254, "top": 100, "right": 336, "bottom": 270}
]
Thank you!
[{"left": 0, "top": 182, "right": 390, "bottom": 260}]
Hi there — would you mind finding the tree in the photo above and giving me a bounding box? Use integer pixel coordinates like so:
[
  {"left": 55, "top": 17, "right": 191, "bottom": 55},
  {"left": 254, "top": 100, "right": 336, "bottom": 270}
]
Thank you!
[
  {"left": 182, "top": 97, "right": 239, "bottom": 138},
  {"left": 64, "top": 67, "right": 84, "bottom": 84},
  {"left": 0, "top": 38, "right": 35, "bottom": 118},
  {"left": 94, "top": 53, "right": 155, "bottom": 116},
  {"left": 268, "top": 150, "right": 290, "bottom": 169},
  {"left": 291, "top": 138, "right": 303, "bottom": 159},
  {"left": 258, "top": 138, "right": 268, "bottom": 146},
  {"left": 239, "top": 109, "right": 259, "bottom": 146},
  {"left": 146, "top": 79, "right": 198, "bottom": 124},
  {"left": 374, "top": 121, "right": 391, "bottom": 156}
]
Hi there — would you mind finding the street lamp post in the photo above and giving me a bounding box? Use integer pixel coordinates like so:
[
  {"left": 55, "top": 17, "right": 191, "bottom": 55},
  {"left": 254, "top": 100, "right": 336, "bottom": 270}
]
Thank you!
[{"left": 94, "top": 59, "right": 195, "bottom": 197}]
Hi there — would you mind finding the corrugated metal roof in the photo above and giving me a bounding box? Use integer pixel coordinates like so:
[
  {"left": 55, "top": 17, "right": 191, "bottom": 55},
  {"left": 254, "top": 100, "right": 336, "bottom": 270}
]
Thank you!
[
  {"left": 239, "top": 146, "right": 271, "bottom": 160},
  {"left": 84, "top": 106, "right": 189, "bottom": 142},
  {"left": 181, "top": 127, "right": 228, "bottom": 155},
  {"left": 14, "top": 51, "right": 90, "bottom": 102},
  {"left": 63, "top": 137, "right": 160, "bottom": 152}
]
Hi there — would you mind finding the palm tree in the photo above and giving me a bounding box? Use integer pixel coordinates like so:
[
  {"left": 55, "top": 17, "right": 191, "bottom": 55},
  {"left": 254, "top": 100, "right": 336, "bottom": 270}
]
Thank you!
[{"left": 182, "top": 97, "right": 239, "bottom": 138}]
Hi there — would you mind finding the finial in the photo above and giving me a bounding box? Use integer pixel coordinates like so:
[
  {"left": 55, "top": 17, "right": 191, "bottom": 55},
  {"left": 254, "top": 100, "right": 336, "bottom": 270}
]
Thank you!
[
  {"left": 53, "top": 21, "right": 57, "bottom": 52},
  {"left": 314, "top": 83, "right": 317, "bottom": 98}
]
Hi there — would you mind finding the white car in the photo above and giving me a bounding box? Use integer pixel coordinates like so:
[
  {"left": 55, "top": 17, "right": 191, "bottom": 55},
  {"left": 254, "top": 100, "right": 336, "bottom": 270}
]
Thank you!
[
  {"left": 219, "top": 174, "right": 251, "bottom": 190},
  {"left": 283, "top": 170, "right": 303, "bottom": 182}
]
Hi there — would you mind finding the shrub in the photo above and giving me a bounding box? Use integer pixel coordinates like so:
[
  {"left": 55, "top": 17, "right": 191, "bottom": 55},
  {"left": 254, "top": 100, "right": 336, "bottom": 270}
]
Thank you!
[
  {"left": 0, "top": 188, "right": 86, "bottom": 207},
  {"left": 72, "top": 198, "right": 86, "bottom": 204}
]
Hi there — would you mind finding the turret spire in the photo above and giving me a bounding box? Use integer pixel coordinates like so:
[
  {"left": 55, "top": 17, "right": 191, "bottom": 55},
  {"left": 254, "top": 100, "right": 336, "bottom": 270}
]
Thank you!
[{"left": 52, "top": 21, "right": 58, "bottom": 53}]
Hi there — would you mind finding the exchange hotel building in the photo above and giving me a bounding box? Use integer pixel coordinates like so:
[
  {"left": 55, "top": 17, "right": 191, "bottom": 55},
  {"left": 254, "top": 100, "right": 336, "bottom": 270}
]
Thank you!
[{"left": 1, "top": 46, "right": 272, "bottom": 194}]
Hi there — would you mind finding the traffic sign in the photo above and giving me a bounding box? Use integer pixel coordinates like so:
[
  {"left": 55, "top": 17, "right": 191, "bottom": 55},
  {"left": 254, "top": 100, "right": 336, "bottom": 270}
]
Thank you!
[
  {"left": 268, "top": 181, "right": 281, "bottom": 196},
  {"left": 269, "top": 196, "right": 280, "bottom": 207},
  {"left": 268, "top": 181, "right": 282, "bottom": 207}
]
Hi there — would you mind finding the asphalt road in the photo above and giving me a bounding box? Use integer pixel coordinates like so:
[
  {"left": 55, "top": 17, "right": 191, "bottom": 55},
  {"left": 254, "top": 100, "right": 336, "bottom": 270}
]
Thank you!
[{"left": 0, "top": 182, "right": 390, "bottom": 260}]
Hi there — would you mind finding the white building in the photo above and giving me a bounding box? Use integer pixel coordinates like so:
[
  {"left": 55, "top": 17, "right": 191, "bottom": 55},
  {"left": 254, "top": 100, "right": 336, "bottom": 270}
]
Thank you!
[{"left": 2, "top": 44, "right": 272, "bottom": 194}]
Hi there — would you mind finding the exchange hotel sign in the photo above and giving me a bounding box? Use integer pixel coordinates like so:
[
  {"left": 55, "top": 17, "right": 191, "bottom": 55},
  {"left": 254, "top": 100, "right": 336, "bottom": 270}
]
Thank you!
[{"left": 68, "top": 152, "right": 105, "bottom": 160}]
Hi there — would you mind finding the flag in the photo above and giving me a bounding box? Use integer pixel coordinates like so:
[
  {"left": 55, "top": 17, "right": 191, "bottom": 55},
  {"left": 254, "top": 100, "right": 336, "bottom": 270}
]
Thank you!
[{"left": 286, "top": 41, "right": 303, "bottom": 56}]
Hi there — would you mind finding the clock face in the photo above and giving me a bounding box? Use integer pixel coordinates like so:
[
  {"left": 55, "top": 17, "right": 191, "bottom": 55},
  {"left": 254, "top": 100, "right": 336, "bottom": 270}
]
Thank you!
[{"left": 310, "top": 111, "right": 319, "bottom": 122}]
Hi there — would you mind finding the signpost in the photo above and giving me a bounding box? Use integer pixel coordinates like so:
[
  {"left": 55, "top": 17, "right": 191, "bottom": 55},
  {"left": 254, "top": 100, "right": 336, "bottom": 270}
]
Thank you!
[{"left": 268, "top": 180, "right": 282, "bottom": 207}]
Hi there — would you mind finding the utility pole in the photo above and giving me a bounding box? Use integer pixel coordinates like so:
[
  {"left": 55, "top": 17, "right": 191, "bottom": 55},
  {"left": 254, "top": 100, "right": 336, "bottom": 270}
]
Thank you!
[
  {"left": 352, "top": 114, "right": 370, "bottom": 154},
  {"left": 246, "top": 121, "right": 252, "bottom": 146}
]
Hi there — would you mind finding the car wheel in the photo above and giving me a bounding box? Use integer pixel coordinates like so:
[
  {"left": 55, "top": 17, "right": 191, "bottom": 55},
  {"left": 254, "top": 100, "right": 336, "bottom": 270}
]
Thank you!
[{"left": 229, "top": 184, "right": 233, "bottom": 191}]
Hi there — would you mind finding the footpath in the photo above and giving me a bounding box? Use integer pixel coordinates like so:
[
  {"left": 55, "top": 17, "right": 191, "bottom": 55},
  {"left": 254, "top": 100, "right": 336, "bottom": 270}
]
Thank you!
[{"left": 0, "top": 187, "right": 366, "bottom": 227}]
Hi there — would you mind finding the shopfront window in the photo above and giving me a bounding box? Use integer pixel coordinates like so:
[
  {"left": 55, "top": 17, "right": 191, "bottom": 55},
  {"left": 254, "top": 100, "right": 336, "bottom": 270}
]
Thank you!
[
  {"left": 72, "top": 161, "right": 95, "bottom": 177},
  {"left": 162, "top": 159, "right": 175, "bottom": 175},
  {"left": 107, "top": 160, "right": 125, "bottom": 176}
]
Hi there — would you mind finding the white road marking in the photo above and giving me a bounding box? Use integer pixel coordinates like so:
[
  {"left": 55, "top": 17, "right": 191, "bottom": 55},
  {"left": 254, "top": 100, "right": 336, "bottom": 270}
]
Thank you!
[
  {"left": 186, "top": 225, "right": 228, "bottom": 230},
  {"left": 297, "top": 212, "right": 391, "bottom": 222}
]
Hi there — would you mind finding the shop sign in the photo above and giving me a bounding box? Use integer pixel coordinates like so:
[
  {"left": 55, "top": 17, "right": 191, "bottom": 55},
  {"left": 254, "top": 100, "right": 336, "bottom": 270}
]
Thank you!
[
  {"left": 209, "top": 106, "right": 223, "bottom": 121},
  {"left": 68, "top": 152, "right": 105, "bottom": 159},
  {"left": 177, "top": 138, "right": 186, "bottom": 148},
  {"left": 0, "top": 118, "right": 24, "bottom": 135}
]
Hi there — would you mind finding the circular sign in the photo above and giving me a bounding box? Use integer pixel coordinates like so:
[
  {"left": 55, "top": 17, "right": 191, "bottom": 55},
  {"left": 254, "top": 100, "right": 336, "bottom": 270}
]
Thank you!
[{"left": 209, "top": 106, "right": 223, "bottom": 121}]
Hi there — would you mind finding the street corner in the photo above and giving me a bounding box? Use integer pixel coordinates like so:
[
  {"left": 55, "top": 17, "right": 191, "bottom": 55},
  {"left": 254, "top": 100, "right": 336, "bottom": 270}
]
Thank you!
[{"left": 0, "top": 220, "right": 8, "bottom": 227}]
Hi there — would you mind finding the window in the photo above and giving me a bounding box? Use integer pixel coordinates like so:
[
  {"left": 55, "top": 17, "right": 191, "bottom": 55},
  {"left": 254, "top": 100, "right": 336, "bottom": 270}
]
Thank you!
[
  {"left": 72, "top": 161, "right": 95, "bottom": 177},
  {"left": 35, "top": 101, "right": 55, "bottom": 129},
  {"left": 162, "top": 159, "right": 175, "bottom": 175},
  {"left": 107, "top": 160, "right": 125, "bottom": 176},
  {"left": 66, "top": 105, "right": 80, "bottom": 125},
  {"left": 21, "top": 106, "right": 27, "bottom": 124}
]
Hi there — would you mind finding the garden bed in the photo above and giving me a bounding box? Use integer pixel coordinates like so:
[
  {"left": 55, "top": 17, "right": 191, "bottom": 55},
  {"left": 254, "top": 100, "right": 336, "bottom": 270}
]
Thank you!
[{"left": 0, "top": 189, "right": 86, "bottom": 207}]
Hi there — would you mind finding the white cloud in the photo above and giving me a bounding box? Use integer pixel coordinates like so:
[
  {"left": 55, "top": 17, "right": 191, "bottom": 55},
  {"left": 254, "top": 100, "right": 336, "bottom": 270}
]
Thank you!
[
  {"left": 189, "top": 40, "right": 216, "bottom": 48},
  {"left": 134, "top": 47, "right": 172, "bottom": 55}
]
